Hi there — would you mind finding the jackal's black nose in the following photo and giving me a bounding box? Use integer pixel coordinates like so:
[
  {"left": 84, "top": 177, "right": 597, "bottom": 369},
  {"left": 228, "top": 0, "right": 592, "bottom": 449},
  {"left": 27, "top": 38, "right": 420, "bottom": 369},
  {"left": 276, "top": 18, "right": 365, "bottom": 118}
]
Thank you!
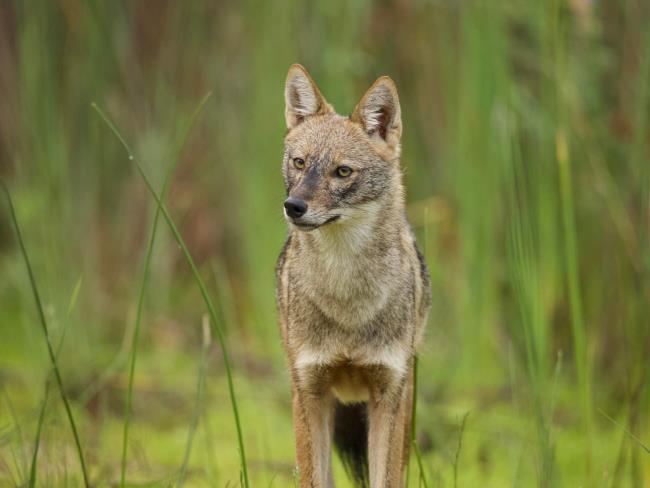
[{"left": 284, "top": 197, "right": 308, "bottom": 219}]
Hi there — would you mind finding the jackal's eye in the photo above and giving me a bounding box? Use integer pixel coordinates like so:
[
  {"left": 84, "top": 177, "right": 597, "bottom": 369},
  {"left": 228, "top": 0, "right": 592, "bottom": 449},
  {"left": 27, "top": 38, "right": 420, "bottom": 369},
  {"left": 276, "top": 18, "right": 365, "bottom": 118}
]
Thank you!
[
  {"left": 293, "top": 158, "right": 305, "bottom": 170},
  {"left": 335, "top": 165, "right": 352, "bottom": 178}
]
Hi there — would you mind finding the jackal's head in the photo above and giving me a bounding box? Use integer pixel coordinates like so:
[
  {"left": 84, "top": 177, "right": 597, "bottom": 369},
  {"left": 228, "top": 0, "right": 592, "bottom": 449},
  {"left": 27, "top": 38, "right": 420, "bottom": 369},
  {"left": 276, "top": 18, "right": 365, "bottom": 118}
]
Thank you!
[{"left": 282, "top": 64, "right": 403, "bottom": 232}]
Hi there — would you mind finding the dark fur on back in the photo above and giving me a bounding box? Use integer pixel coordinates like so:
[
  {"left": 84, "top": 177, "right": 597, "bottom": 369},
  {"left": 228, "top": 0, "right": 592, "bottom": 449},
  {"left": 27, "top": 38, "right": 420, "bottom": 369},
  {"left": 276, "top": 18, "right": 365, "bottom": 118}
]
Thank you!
[{"left": 333, "top": 402, "right": 369, "bottom": 487}]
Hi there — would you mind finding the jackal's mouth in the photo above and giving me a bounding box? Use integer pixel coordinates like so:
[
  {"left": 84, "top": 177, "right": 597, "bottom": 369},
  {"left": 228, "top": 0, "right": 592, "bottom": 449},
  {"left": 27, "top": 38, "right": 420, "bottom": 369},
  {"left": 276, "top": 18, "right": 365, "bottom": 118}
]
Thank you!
[
  {"left": 323, "top": 215, "right": 341, "bottom": 225},
  {"left": 291, "top": 214, "right": 340, "bottom": 231}
]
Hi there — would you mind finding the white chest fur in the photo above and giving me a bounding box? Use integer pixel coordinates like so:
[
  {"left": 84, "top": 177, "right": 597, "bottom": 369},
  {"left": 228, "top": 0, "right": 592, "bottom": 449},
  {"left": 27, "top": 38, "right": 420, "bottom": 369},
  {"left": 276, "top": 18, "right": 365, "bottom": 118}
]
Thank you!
[{"left": 296, "top": 201, "right": 399, "bottom": 327}]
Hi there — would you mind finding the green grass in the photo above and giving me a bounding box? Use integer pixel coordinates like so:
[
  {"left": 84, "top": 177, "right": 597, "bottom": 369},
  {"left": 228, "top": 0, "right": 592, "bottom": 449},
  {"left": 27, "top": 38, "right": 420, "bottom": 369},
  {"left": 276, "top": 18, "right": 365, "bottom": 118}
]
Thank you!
[
  {"left": 1, "top": 1, "right": 649, "bottom": 486},
  {"left": 178, "top": 315, "right": 213, "bottom": 487},
  {"left": 115, "top": 91, "right": 212, "bottom": 488},
  {"left": 92, "top": 101, "right": 250, "bottom": 487},
  {"left": 28, "top": 294, "right": 72, "bottom": 487},
  {"left": 2, "top": 181, "right": 90, "bottom": 486}
]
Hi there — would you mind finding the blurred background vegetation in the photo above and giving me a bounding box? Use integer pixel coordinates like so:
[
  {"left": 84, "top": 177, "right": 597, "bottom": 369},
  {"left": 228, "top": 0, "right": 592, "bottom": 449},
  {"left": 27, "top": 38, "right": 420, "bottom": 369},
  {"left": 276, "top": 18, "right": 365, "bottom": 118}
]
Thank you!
[{"left": 0, "top": 0, "right": 649, "bottom": 486}]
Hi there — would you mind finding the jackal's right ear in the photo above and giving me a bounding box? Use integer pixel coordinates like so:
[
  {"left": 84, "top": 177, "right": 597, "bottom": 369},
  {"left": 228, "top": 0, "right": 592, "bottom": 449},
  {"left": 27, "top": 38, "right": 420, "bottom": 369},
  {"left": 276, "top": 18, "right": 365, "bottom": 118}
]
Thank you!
[
  {"left": 351, "top": 76, "right": 402, "bottom": 153},
  {"left": 285, "top": 64, "right": 332, "bottom": 129}
]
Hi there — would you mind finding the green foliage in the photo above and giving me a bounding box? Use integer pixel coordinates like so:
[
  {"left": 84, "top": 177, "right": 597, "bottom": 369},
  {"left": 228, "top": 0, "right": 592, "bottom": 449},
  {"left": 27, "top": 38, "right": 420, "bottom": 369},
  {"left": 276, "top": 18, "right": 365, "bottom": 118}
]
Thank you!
[{"left": 0, "top": 1, "right": 649, "bottom": 486}]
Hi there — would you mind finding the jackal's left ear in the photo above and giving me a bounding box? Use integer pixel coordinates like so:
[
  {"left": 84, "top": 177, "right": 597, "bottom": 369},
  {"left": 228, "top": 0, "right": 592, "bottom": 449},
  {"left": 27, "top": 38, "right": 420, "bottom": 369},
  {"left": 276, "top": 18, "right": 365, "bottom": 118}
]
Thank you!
[
  {"left": 285, "top": 64, "right": 333, "bottom": 129},
  {"left": 351, "top": 76, "right": 402, "bottom": 151}
]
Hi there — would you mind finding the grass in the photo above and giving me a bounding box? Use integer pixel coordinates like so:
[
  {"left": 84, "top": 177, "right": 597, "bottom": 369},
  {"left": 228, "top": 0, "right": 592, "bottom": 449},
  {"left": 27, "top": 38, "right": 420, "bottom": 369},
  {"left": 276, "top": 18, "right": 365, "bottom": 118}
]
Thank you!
[
  {"left": 116, "top": 91, "right": 212, "bottom": 488},
  {"left": 91, "top": 102, "right": 250, "bottom": 487},
  {"left": 28, "top": 379, "right": 49, "bottom": 488},
  {"left": 178, "top": 315, "right": 213, "bottom": 487},
  {"left": 452, "top": 412, "right": 469, "bottom": 488},
  {"left": 2, "top": 181, "right": 90, "bottom": 487},
  {"left": 28, "top": 296, "right": 72, "bottom": 487},
  {"left": 1, "top": 1, "right": 649, "bottom": 486}
]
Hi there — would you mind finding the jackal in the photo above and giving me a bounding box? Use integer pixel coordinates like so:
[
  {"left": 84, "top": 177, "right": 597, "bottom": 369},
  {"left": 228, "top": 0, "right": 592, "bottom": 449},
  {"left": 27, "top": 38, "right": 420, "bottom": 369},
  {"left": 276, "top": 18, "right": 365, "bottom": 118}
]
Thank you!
[{"left": 275, "top": 64, "right": 431, "bottom": 488}]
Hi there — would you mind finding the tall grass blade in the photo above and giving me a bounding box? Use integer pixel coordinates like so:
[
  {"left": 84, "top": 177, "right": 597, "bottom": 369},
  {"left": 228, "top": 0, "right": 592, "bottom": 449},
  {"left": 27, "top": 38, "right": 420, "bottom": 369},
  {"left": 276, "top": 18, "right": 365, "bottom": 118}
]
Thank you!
[
  {"left": 409, "top": 357, "right": 427, "bottom": 487},
  {"left": 28, "top": 380, "right": 50, "bottom": 488},
  {"left": 177, "top": 315, "right": 212, "bottom": 487},
  {"left": 556, "top": 129, "right": 592, "bottom": 450},
  {"left": 406, "top": 355, "right": 419, "bottom": 487},
  {"left": 503, "top": 111, "right": 555, "bottom": 486},
  {"left": 453, "top": 412, "right": 469, "bottom": 488},
  {"left": 1, "top": 181, "right": 90, "bottom": 487},
  {"left": 66, "top": 275, "right": 83, "bottom": 316},
  {"left": 551, "top": 0, "right": 593, "bottom": 472},
  {"left": 118, "top": 91, "right": 212, "bottom": 488},
  {"left": 91, "top": 103, "right": 250, "bottom": 488},
  {"left": 411, "top": 439, "right": 429, "bottom": 488},
  {"left": 29, "top": 303, "right": 71, "bottom": 488},
  {"left": 598, "top": 409, "right": 650, "bottom": 455}
]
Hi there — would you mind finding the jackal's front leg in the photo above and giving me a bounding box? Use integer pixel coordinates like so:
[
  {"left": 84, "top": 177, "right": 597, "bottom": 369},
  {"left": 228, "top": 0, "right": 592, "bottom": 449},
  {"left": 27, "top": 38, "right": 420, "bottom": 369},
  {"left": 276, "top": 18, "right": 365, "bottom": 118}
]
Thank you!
[
  {"left": 291, "top": 380, "right": 335, "bottom": 488},
  {"left": 368, "top": 370, "right": 410, "bottom": 488}
]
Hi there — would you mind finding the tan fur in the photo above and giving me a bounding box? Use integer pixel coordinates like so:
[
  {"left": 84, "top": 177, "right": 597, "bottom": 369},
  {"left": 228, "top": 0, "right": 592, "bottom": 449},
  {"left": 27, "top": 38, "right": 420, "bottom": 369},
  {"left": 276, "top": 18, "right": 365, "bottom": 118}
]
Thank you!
[{"left": 277, "top": 64, "right": 431, "bottom": 488}]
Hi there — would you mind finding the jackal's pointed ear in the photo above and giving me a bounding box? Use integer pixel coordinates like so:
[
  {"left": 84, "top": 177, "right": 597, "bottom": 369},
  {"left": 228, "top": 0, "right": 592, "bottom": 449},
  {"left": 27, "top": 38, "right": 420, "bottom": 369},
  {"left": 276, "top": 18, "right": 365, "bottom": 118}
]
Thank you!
[
  {"left": 285, "top": 64, "right": 332, "bottom": 129},
  {"left": 351, "top": 76, "right": 402, "bottom": 150}
]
